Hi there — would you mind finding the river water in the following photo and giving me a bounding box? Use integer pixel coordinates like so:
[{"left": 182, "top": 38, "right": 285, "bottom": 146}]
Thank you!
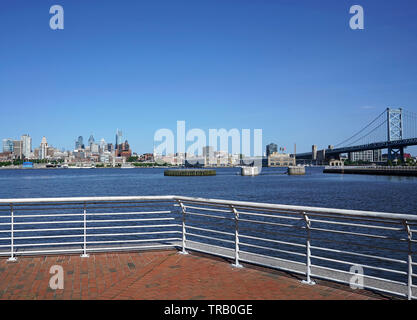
[{"left": 0, "top": 167, "right": 416, "bottom": 214}]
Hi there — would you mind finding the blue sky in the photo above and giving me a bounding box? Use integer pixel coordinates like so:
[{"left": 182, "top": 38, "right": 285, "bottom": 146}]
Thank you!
[{"left": 1, "top": 0, "right": 417, "bottom": 154}]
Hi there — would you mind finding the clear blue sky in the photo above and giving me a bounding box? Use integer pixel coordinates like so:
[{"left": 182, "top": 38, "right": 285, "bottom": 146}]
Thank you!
[{"left": 1, "top": 0, "right": 417, "bottom": 155}]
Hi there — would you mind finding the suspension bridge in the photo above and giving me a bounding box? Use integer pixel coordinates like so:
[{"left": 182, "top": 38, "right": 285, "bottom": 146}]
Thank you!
[{"left": 296, "top": 108, "right": 417, "bottom": 162}]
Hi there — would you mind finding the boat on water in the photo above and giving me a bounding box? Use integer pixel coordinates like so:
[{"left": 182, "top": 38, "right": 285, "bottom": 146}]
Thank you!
[{"left": 121, "top": 163, "right": 134, "bottom": 169}]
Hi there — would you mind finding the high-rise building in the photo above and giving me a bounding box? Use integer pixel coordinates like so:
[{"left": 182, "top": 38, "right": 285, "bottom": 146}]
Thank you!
[
  {"left": 40, "top": 137, "right": 48, "bottom": 159},
  {"left": 21, "top": 134, "right": 32, "bottom": 159},
  {"left": 266, "top": 143, "right": 278, "bottom": 157},
  {"left": 115, "top": 129, "right": 123, "bottom": 150},
  {"left": 99, "top": 139, "right": 107, "bottom": 154},
  {"left": 116, "top": 140, "right": 132, "bottom": 158},
  {"left": 312, "top": 145, "right": 318, "bottom": 161},
  {"left": 90, "top": 143, "right": 99, "bottom": 153},
  {"left": 2, "top": 138, "right": 13, "bottom": 153},
  {"left": 12, "top": 140, "right": 23, "bottom": 159},
  {"left": 75, "top": 136, "right": 84, "bottom": 150},
  {"left": 88, "top": 134, "right": 95, "bottom": 147},
  {"left": 349, "top": 150, "right": 382, "bottom": 163}
]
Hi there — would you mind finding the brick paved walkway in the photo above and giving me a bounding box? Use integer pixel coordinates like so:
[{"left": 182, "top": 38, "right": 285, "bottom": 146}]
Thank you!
[{"left": 0, "top": 250, "right": 383, "bottom": 300}]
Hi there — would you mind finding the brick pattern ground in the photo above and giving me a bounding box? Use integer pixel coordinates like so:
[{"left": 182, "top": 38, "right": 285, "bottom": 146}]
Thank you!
[{"left": 0, "top": 250, "right": 384, "bottom": 300}]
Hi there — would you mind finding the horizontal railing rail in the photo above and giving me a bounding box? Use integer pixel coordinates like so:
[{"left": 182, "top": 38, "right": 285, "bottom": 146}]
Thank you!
[{"left": 0, "top": 195, "right": 416, "bottom": 299}]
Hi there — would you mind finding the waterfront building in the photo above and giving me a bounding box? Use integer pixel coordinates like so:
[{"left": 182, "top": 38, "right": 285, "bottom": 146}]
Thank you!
[
  {"left": 115, "top": 129, "right": 123, "bottom": 150},
  {"left": 117, "top": 140, "right": 132, "bottom": 158},
  {"left": 75, "top": 136, "right": 84, "bottom": 150},
  {"left": 0, "top": 152, "right": 12, "bottom": 161},
  {"left": 141, "top": 153, "right": 154, "bottom": 161},
  {"left": 47, "top": 146, "right": 56, "bottom": 158},
  {"left": 266, "top": 143, "right": 278, "bottom": 157},
  {"left": 40, "top": 137, "right": 48, "bottom": 159},
  {"left": 12, "top": 140, "right": 23, "bottom": 159},
  {"left": 88, "top": 134, "right": 95, "bottom": 147},
  {"left": 90, "top": 143, "right": 99, "bottom": 154},
  {"left": 349, "top": 149, "right": 382, "bottom": 163},
  {"left": 203, "top": 146, "right": 215, "bottom": 166},
  {"left": 267, "top": 152, "right": 296, "bottom": 167},
  {"left": 21, "top": 134, "right": 32, "bottom": 159},
  {"left": 99, "top": 139, "right": 106, "bottom": 154},
  {"left": 2, "top": 138, "right": 13, "bottom": 153},
  {"left": 100, "top": 153, "right": 111, "bottom": 163},
  {"left": 107, "top": 143, "right": 114, "bottom": 153}
]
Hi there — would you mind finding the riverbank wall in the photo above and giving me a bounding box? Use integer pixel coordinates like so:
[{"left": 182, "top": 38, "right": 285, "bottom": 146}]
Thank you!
[{"left": 323, "top": 166, "right": 417, "bottom": 177}]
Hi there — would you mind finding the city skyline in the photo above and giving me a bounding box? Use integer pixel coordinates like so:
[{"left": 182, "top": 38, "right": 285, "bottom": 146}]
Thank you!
[{"left": 1, "top": 1, "right": 417, "bottom": 155}]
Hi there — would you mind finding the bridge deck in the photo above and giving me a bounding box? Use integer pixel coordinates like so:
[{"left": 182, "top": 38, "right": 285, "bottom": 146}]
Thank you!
[{"left": 0, "top": 249, "right": 385, "bottom": 300}]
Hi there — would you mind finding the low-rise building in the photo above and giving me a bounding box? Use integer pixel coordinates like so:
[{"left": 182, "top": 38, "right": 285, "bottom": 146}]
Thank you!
[{"left": 267, "top": 152, "right": 296, "bottom": 167}]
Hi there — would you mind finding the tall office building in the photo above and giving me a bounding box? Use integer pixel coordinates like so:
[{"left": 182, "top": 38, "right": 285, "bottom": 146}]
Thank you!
[
  {"left": 12, "top": 140, "right": 23, "bottom": 159},
  {"left": 88, "top": 134, "right": 95, "bottom": 147},
  {"left": 115, "top": 129, "right": 123, "bottom": 150},
  {"left": 21, "top": 134, "right": 32, "bottom": 159},
  {"left": 266, "top": 143, "right": 278, "bottom": 157},
  {"left": 40, "top": 136, "right": 48, "bottom": 159},
  {"left": 75, "top": 136, "right": 84, "bottom": 150},
  {"left": 99, "top": 139, "right": 107, "bottom": 154},
  {"left": 2, "top": 138, "right": 13, "bottom": 153}
]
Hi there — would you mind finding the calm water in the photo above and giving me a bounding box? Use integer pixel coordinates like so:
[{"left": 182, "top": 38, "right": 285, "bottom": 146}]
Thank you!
[
  {"left": 1, "top": 166, "right": 416, "bottom": 284},
  {"left": 0, "top": 167, "right": 416, "bottom": 214}
]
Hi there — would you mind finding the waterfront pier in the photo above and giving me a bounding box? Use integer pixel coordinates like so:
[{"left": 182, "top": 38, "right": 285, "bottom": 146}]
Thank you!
[
  {"left": 323, "top": 166, "right": 417, "bottom": 176},
  {"left": 0, "top": 195, "right": 415, "bottom": 299}
]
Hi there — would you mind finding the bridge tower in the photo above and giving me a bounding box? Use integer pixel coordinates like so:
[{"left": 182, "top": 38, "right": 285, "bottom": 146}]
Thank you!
[{"left": 387, "top": 108, "right": 404, "bottom": 161}]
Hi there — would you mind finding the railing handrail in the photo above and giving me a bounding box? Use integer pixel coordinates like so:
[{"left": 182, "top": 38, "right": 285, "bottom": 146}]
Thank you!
[
  {"left": 1, "top": 195, "right": 416, "bottom": 222},
  {"left": 0, "top": 195, "right": 176, "bottom": 204},
  {"left": 174, "top": 196, "right": 417, "bottom": 222}
]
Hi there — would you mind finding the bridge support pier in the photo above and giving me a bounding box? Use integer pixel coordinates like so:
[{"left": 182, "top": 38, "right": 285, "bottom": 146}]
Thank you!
[{"left": 388, "top": 147, "right": 404, "bottom": 162}]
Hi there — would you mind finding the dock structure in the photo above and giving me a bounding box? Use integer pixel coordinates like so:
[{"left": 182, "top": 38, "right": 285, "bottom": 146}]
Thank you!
[
  {"left": 241, "top": 166, "right": 260, "bottom": 176},
  {"left": 0, "top": 249, "right": 380, "bottom": 300},
  {"left": 164, "top": 169, "right": 216, "bottom": 176},
  {"left": 287, "top": 166, "right": 306, "bottom": 175},
  {"left": 323, "top": 166, "right": 417, "bottom": 176},
  {"left": 0, "top": 195, "right": 416, "bottom": 300}
]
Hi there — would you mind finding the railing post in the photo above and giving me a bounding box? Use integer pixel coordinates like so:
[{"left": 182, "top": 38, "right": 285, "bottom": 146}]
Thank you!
[
  {"left": 404, "top": 221, "right": 413, "bottom": 300},
  {"left": 302, "top": 212, "right": 315, "bottom": 285},
  {"left": 231, "top": 205, "right": 242, "bottom": 268},
  {"left": 80, "top": 202, "right": 89, "bottom": 258},
  {"left": 7, "top": 204, "right": 17, "bottom": 262},
  {"left": 178, "top": 201, "right": 188, "bottom": 255}
]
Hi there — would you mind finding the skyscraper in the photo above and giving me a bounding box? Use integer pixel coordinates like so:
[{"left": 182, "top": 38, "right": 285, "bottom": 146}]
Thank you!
[
  {"left": 99, "top": 138, "right": 107, "bottom": 154},
  {"left": 266, "top": 143, "right": 278, "bottom": 157},
  {"left": 12, "top": 140, "right": 23, "bottom": 159},
  {"left": 75, "top": 136, "right": 84, "bottom": 150},
  {"left": 40, "top": 137, "right": 48, "bottom": 159},
  {"left": 88, "top": 134, "right": 95, "bottom": 147},
  {"left": 2, "top": 138, "right": 13, "bottom": 153},
  {"left": 115, "top": 129, "right": 123, "bottom": 150},
  {"left": 21, "top": 134, "right": 32, "bottom": 159}
]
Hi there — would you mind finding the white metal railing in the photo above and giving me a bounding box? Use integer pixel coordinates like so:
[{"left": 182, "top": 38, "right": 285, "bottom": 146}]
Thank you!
[{"left": 0, "top": 195, "right": 416, "bottom": 299}]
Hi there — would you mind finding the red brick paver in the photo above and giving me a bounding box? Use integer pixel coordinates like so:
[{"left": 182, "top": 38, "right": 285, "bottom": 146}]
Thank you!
[{"left": 0, "top": 250, "right": 383, "bottom": 300}]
